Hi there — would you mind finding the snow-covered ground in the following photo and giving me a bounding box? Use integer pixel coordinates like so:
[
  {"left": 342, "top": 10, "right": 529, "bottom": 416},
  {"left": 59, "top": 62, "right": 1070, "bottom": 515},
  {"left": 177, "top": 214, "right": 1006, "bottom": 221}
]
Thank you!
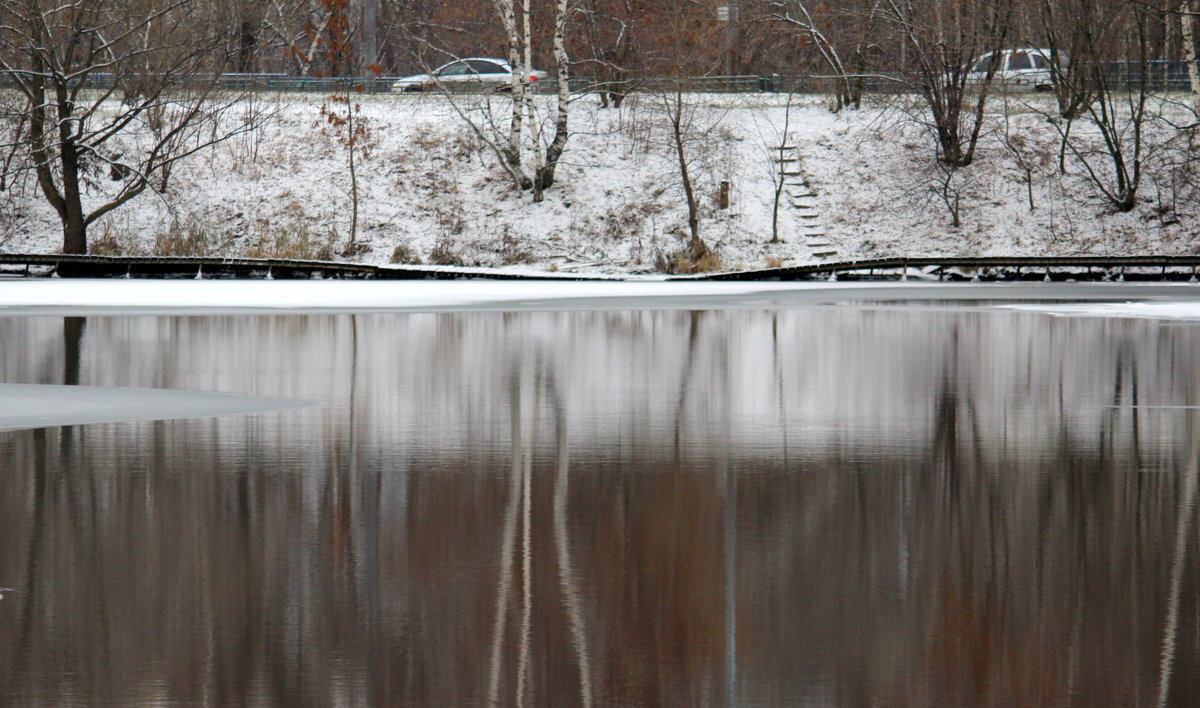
[{"left": 2, "top": 91, "right": 1197, "bottom": 274}]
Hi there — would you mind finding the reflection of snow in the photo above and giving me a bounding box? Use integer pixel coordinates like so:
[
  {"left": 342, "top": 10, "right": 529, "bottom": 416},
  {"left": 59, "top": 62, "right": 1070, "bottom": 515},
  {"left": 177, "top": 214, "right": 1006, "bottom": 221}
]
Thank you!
[{"left": 0, "top": 383, "right": 318, "bottom": 431}]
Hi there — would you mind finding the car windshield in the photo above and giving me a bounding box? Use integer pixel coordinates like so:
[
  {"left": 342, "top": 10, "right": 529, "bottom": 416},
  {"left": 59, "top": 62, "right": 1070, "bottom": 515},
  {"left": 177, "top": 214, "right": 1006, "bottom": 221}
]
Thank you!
[
  {"left": 435, "top": 61, "right": 472, "bottom": 77},
  {"left": 972, "top": 56, "right": 995, "bottom": 73}
]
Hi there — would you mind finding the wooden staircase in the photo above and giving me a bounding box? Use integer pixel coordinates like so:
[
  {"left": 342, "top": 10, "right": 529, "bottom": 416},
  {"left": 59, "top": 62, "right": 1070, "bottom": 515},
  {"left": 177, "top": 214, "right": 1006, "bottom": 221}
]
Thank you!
[{"left": 774, "top": 145, "right": 838, "bottom": 260}]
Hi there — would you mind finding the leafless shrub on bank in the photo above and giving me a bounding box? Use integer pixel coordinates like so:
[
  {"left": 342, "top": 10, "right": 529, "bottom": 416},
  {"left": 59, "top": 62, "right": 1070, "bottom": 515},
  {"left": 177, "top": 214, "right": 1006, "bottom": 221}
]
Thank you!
[
  {"left": 0, "top": 0, "right": 265, "bottom": 254},
  {"left": 883, "top": 0, "right": 1013, "bottom": 167}
]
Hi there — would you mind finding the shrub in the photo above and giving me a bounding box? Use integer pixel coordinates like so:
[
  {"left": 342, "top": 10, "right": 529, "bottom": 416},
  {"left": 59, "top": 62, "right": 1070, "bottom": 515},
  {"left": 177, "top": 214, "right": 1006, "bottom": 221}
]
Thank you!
[
  {"left": 428, "top": 237, "right": 465, "bottom": 266},
  {"left": 390, "top": 241, "right": 422, "bottom": 264}
]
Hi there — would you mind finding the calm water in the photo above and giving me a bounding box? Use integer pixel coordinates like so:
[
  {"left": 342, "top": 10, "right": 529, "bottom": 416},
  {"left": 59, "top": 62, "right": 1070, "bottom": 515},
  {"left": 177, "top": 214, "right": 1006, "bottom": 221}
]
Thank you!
[{"left": 2, "top": 306, "right": 1200, "bottom": 706}]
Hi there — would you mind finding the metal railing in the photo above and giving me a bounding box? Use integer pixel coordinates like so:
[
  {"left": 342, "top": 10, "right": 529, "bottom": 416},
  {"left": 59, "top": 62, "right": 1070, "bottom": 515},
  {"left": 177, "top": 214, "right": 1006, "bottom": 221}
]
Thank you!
[
  {"left": 7, "top": 63, "right": 1196, "bottom": 96},
  {"left": 6, "top": 253, "right": 1200, "bottom": 282}
]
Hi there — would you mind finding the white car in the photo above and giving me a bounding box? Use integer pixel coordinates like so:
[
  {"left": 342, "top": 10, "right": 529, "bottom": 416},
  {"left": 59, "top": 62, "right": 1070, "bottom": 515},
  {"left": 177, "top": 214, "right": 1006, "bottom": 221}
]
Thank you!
[
  {"left": 966, "top": 48, "right": 1060, "bottom": 91},
  {"left": 391, "top": 58, "right": 548, "bottom": 93}
]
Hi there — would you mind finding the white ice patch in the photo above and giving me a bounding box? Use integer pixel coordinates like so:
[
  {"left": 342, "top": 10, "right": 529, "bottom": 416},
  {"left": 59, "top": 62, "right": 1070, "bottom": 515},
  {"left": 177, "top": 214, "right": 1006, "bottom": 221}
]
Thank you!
[
  {"left": 0, "top": 383, "right": 319, "bottom": 431},
  {"left": 0, "top": 278, "right": 900, "bottom": 314},
  {"left": 1003, "top": 302, "right": 1200, "bottom": 321}
]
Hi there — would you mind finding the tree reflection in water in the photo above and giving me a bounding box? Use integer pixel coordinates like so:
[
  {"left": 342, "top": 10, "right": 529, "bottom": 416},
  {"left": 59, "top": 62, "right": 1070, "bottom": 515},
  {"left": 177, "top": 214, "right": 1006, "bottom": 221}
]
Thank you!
[{"left": 0, "top": 309, "right": 1198, "bottom": 705}]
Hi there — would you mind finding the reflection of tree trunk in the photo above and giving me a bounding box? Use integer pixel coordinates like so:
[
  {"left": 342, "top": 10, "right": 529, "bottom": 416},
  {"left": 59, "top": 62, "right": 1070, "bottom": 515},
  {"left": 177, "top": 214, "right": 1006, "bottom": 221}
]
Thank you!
[
  {"left": 13, "top": 428, "right": 50, "bottom": 697},
  {"left": 63, "top": 317, "right": 85, "bottom": 386},
  {"left": 723, "top": 456, "right": 737, "bottom": 707},
  {"left": 61, "top": 317, "right": 86, "bottom": 454},
  {"left": 551, "top": 380, "right": 593, "bottom": 707},
  {"left": 517, "top": 373, "right": 540, "bottom": 706},
  {"left": 771, "top": 315, "right": 789, "bottom": 463},
  {"left": 489, "top": 371, "right": 525, "bottom": 705},
  {"left": 673, "top": 312, "right": 704, "bottom": 460},
  {"left": 1156, "top": 413, "right": 1200, "bottom": 707}
]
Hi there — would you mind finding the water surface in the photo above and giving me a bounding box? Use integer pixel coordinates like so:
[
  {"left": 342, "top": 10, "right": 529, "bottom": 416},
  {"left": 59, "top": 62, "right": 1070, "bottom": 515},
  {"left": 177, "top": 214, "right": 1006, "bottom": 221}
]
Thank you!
[{"left": 1, "top": 304, "right": 1199, "bottom": 706}]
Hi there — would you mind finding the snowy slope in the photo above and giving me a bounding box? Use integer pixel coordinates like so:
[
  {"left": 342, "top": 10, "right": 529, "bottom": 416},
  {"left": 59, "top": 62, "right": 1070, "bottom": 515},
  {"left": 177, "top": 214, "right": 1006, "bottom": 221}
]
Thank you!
[{"left": 1, "top": 92, "right": 1195, "bottom": 274}]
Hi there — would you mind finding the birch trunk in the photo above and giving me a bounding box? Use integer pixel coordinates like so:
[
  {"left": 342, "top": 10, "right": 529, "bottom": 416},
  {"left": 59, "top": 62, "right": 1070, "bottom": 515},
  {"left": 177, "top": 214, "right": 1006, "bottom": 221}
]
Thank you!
[
  {"left": 492, "top": 0, "right": 526, "bottom": 180},
  {"left": 1182, "top": 1, "right": 1200, "bottom": 115},
  {"left": 535, "top": 0, "right": 572, "bottom": 199}
]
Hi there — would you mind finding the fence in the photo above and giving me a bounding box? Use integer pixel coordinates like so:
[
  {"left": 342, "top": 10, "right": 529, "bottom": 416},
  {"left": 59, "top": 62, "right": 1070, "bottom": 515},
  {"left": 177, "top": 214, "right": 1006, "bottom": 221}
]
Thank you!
[{"left": 11, "top": 63, "right": 1199, "bottom": 96}]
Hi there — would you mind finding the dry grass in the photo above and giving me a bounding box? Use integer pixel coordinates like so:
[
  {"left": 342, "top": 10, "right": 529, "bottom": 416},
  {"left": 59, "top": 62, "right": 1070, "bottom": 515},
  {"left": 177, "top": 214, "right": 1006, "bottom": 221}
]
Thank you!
[
  {"left": 153, "top": 218, "right": 216, "bottom": 256},
  {"left": 241, "top": 223, "right": 337, "bottom": 261},
  {"left": 656, "top": 243, "right": 723, "bottom": 274},
  {"left": 89, "top": 222, "right": 146, "bottom": 256}
]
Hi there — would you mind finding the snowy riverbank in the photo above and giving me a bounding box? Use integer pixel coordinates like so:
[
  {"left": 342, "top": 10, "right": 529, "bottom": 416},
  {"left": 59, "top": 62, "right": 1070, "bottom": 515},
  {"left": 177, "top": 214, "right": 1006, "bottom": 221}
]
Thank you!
[{"left": 2, "top": 92, "right": 1196, "bottom": 274}]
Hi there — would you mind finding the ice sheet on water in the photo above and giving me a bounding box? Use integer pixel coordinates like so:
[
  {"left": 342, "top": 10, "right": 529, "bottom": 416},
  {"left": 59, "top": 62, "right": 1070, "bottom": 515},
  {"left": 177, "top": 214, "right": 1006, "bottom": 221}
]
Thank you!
[
  {"left": 1003, "top": 302, "right": 1200, "bottom": 321},
  {"left": 0, "top": 383, "right": 319, "bottom": 431}
]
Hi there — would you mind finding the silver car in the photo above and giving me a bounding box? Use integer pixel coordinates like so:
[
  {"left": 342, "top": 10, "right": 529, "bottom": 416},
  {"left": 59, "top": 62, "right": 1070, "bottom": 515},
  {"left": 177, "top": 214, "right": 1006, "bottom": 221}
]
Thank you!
[
  {"left": 391, "top": 58, "right": 548, "bottom": 93},
  {"left": 965, "top": 48, "right": 1060, "bottom": 91}
]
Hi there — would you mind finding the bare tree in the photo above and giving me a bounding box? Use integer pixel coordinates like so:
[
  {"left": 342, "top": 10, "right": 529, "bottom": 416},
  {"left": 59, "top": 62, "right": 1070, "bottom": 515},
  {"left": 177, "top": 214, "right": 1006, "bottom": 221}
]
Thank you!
[
  {"left": 765, "top": 0, "right": 885, "bottom": 111},
  {"left": 884, "top": 0, "right": 1013, "bottom": 167},
  {"left": 576, "top": 0, "right": 640, "bottom": 107},
  {"left": 1052, "top": 0, "right": 1155, "bottom": 212},
  {"left": 0, "top": 0, "right": 261, "bottom": 254},
  {"left": 643, "top": 0, "right": 726, "bottom": 268},
  {"left": 1036, "top": 0, "right": 1098, "bottom": 120},
  {"left": 302, "top": 0, "right": 377, "bottom": 252}
]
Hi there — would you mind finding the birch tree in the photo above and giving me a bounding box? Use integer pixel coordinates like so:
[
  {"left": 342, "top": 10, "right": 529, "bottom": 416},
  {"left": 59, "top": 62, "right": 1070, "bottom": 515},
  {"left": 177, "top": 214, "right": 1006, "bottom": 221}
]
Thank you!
[
  {"left": 456, "top": 0, "right": 572, "bottom": 200},
  {"left": 1180, "top": 1, "right": 1200, "bottom": 115},
  {"left": 0, "top": 0, "right": 261, "bottom": 254}
]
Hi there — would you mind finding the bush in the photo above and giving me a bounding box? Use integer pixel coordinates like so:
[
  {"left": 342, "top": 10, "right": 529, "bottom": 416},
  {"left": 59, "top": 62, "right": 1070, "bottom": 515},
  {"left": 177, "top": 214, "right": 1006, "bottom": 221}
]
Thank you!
[
  {"left": 390, "top": 241, "right": 422, "bottom": 264},
  {"left": 428, "top": 237, "right": 465, "bottom": 266}
]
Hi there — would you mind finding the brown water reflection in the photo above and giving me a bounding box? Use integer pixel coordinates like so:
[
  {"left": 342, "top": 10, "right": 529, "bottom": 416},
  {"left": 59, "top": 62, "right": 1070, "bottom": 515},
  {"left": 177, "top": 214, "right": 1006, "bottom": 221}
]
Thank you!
[{"left": 1, "top": 309, "right": 1199, "bottom": 706}]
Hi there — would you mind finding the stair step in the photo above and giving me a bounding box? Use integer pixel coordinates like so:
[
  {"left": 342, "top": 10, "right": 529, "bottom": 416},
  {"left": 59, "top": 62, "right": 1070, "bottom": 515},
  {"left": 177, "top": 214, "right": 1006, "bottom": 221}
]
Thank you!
[{"left": 812, "top": 250, "right": 839, "bottom": 258}]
